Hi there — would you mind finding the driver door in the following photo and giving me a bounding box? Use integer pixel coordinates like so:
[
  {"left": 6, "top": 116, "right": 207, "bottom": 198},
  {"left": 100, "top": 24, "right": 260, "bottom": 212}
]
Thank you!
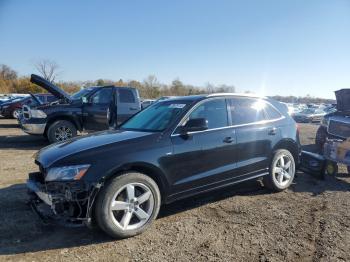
[
  {"left": 168, "top": 98, "right": 236, "bottom": 194},
  {"left": 83, "top": 87, "right": 113, "bottom": 131}
]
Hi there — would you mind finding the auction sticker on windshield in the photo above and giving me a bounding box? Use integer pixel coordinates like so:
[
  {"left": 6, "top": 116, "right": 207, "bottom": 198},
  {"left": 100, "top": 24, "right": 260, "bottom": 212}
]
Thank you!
[{"left": 168, "top": 104, "right": 186, "bottom": 109}]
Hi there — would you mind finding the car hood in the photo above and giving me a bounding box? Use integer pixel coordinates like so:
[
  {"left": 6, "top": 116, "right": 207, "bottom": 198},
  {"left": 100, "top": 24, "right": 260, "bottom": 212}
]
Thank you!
[
  {"left": 36, "top": 129, "right": 155, "bottom": 168},
  {"left": 30, "top": 74, "right": 71, "bottom": 101}
]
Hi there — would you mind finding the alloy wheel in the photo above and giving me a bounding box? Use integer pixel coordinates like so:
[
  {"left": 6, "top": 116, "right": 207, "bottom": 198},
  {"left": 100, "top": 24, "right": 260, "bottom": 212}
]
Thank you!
[
  {"left": 13, "top": 109, "right": 20, "bottom": 119},
  {"left": 272, "top": 154, "right": 294, "bottom": 187},
  {"left": 109, "top": 183, "right": 154, "bottom": 231},
  {"left": 54, "top": 126, "right": 73, "bottom": 141}
]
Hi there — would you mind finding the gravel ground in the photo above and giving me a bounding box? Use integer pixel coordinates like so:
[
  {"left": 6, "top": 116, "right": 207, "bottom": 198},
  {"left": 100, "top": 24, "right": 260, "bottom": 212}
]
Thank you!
[{"left": 0, "top": 119, "right": 349, "bottom": 262}]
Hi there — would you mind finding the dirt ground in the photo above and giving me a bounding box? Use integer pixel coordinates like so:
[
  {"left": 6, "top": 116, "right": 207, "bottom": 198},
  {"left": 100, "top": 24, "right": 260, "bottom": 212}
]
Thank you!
[{"left": 0, "top": 119, "right": 349, "bottom": 262}]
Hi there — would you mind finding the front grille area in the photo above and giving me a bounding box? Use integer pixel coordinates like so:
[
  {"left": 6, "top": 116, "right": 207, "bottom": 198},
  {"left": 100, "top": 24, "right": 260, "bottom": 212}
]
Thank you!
[
  {"left": 23, "top": 105, "right": 30, "bottom": 119},
  {"left": 328, "top": 120, "right": 350, "bottom": 138}
]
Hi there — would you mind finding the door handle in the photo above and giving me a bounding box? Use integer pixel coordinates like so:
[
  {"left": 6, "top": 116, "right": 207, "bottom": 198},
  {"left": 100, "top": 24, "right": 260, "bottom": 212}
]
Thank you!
[
  {"left": 268, "top": 127, "right": 277, "bottom": 135},
  {"left": 130, "top": 107, "right": 138, "bottom": 110},
  {"left": 223, "top": 137, "right": 234, "bottom": 143}
]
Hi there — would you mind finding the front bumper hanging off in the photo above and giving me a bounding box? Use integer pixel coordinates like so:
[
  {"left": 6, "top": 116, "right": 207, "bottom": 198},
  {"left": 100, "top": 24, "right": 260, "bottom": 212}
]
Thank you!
[
  {"left": 27, "top": 172, "right": 101, "bottom": 227},
  {"left": 19, "top": 117, "right": 47, "bottom": 135}
]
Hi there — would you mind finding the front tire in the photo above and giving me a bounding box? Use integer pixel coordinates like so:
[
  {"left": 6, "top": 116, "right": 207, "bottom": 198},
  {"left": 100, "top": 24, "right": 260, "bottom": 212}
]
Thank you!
[
  {"left": 95, "top": 172, "right": 161, "bottom": 239},
  {"left": 47, "top": 120, "right": 77, "bottom": 143},
  {"left": 263, "top": 149, "right": 296, "bottom": 191}
]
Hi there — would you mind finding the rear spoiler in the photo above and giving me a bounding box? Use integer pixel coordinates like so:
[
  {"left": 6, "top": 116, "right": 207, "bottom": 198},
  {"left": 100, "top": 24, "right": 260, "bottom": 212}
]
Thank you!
[{"left": 30, "top": 74, "right": 71, "bottom": 101}]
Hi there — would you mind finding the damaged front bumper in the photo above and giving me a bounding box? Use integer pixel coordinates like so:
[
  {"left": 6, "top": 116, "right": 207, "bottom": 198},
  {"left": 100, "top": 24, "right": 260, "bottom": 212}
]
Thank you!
[{"left": 27, "top": 172, "right": 101, "bottom": 227}]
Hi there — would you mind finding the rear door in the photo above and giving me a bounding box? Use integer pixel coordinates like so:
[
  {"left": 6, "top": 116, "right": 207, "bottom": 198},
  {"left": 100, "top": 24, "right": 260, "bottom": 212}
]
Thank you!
[
  {"left": 117, "top": 88, "right": 141, "bottom": 125},
  {"left": 228, "top": 97, "right": 282, "bottom": 176},
  {"left": 83, "top": 87, "right": 113, "bottom": 131}
]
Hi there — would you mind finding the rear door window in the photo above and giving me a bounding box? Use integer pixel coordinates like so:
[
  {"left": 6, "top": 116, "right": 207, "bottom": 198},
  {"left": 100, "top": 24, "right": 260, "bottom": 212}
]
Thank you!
[
  {"left": 229, "top": 98, "right": 267, "bottom": 125},
  {"left": 119, "top": 89, "right": 136, "bottom": 103}
]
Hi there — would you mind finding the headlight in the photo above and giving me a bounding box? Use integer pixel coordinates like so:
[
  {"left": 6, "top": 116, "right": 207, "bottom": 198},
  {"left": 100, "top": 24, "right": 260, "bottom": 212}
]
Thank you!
[
  {"left": 30, "top": 109, "right": 47, "bottom": 118},
  {"left": 2, "top": 105, "right": 9, "bottom": 109},
  {"left": 45, "top": 164, "right": 90, "bottom": 181}
]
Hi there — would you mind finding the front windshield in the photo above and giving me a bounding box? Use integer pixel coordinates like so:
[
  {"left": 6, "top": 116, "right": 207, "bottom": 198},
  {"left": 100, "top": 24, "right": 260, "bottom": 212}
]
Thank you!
[
  {"left": 71, "top": 88, "right": 94, "bottom": 100},
  {"left": 121, "top": 100, "right": 192, "bottom": 132}
]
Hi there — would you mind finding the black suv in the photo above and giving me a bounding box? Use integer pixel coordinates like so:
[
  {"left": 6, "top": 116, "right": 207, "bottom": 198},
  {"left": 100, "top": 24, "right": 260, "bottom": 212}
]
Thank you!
[
  {"left": 19, "top": 75, "right": 141, "bottom": 143},
  {"left": 27, "top": 94, "right": 300, "bottom": 238}
]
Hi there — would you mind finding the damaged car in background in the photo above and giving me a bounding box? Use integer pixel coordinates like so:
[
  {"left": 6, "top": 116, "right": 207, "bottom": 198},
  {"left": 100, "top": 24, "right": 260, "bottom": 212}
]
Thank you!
[
  {"left": 19, "top": 74, "right": 141, "bottom": 143},
  {"left": 316, "top": 89, "right": 350, "bottom": 150},
  {"left": 27, "top": 94, "right": 300, "bottom": 238}
]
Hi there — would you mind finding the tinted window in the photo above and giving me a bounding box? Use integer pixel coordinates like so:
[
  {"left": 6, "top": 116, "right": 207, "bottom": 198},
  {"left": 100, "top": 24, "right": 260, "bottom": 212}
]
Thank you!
[
  {"left": 119, "top": 89, "right": 135, "bottom": 103},
  {"left": 91, "top": 88, "right": 112, "bottom": 104},
  {"left": 47, "top": 96, "right": 57, "bottom": 102},
  {"left": 264, "top": 103, "right": 282, "bottom": 120},
  {"left": 188, "top": 99, "right": 228, "bottom": 129},
  {"left": 229, "top": 98, "right": 267, "bottom": 125},
  {"left": 71, "top": 88, "right": 94, "bottom": 100}
]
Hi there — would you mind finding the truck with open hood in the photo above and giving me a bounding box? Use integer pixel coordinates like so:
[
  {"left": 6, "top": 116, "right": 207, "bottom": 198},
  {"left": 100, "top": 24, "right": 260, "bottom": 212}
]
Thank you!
[
  {"left": 316, "top": 89, "right": 350, "bottom": 150},
  {"left": 19, "top": 74, "right": 141, "bottom": 143}
]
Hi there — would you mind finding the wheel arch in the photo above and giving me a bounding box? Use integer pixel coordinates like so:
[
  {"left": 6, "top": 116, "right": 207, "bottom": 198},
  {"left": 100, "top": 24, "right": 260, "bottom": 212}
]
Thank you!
[
  {"left": 45, "top": 115, "right": 82, "bottom": 135},
  {"left": 273, "top": 139, "right": 300, "bottom": 165},
  {"left": 101, "top": 162, "right": 169, "bottom": 202}
]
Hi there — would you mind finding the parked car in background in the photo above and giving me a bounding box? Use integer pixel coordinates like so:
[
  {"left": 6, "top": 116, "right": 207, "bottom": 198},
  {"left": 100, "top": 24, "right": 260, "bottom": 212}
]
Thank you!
[
  {"left": 141, "top": 99, "right": 155, "bottom": 109},
  {"left": 292, "top": 108, "right": 326, "bottom": 123},
  {"left": 27, "top": 93, "right": 300, "bottom": 238},
  {"left": 0, "top": 94, "right": 49, "bottom": 119},
  {"left": 316, "top": 89, "right": 350, "bottom": 150},
  {"left": 20, "top": 74, "right": 141, "bottom": 143},
  {"left": 0, "top": 96, "right": 21, "bottom": 106}
]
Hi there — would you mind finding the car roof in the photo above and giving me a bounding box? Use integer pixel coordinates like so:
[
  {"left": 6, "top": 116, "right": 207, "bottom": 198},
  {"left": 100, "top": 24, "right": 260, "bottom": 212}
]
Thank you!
[{"left": 164, "top": 93, "right": 266, "bottom": 102}]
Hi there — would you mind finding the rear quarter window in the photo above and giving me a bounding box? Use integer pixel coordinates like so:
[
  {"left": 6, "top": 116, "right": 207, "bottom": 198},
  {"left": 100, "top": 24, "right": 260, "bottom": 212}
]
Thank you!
[{"left": 264, "top": 103, "right": 282, "bottom": 120}]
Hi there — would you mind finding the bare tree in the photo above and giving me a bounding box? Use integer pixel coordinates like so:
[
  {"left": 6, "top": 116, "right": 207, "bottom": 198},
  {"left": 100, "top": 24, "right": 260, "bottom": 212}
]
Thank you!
[
  {"left": 34, "top": 59, "right": 60, "bottom": 82},
  {"left": 0, "top": 64, "right": 17, "bottom": 80},
  {"left": 143, "top": 75, "right": 160, "bottom": 98}
]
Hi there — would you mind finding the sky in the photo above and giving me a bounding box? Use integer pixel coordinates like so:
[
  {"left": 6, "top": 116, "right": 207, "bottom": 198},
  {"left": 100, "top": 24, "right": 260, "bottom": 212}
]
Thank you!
[{"left": 0, "top": 0, "right": 349, "bottom": 99}]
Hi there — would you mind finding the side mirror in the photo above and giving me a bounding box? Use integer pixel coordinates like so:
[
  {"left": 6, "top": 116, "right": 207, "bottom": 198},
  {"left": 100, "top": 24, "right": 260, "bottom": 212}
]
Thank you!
[{"left": 181, "top": 118, "right": 208, "bottom": 134}]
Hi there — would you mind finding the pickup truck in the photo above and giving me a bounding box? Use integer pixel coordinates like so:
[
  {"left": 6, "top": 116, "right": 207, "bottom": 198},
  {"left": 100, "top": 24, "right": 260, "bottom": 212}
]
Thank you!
[
  {"left": 315, "top": 89, "right": 350, "bottom": 151},
  {"left": 19, "top": 74, "right": 141, "bottom": 143}
]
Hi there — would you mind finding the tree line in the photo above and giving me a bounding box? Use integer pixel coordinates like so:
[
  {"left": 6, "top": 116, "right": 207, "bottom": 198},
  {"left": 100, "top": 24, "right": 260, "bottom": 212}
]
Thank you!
[{"left": 0, "top": 63, "right": 335, "bottom": 104}]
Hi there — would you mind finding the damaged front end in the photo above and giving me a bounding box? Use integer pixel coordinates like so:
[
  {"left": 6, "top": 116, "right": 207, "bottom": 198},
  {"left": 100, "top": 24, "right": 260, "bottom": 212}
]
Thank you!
[{"left": 27, "top": 171, "right": 101, "bottom": 227}]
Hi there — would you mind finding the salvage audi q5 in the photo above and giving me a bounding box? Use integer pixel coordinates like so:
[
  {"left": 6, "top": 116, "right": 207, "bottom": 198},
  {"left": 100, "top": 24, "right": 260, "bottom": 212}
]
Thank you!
[{"left": 27, "top": 94, "right": 300, "bottom": 238}]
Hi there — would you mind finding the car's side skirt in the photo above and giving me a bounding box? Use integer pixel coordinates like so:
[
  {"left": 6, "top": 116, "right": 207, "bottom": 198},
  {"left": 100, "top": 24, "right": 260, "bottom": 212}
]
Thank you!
[{"left": 165, "top": 169, "right": 269, "bottom": 204}]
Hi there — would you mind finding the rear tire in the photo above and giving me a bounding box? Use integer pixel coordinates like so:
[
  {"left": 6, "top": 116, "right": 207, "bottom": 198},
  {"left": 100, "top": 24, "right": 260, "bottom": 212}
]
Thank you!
[
  {"left": 12, "top": 109, "right": 21, "bottom": 119},
  {"left": 263, "top": 149, "right": 296, "bottom": 191},
  {"left": 95, "top": 172, "right": 161, "bottom": 239},
  {"left": 324, "top": 161, "right": 338, "bottom": 176},
  {"left": 47, "top": 120, "right": 77, "bottom": 143}
]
